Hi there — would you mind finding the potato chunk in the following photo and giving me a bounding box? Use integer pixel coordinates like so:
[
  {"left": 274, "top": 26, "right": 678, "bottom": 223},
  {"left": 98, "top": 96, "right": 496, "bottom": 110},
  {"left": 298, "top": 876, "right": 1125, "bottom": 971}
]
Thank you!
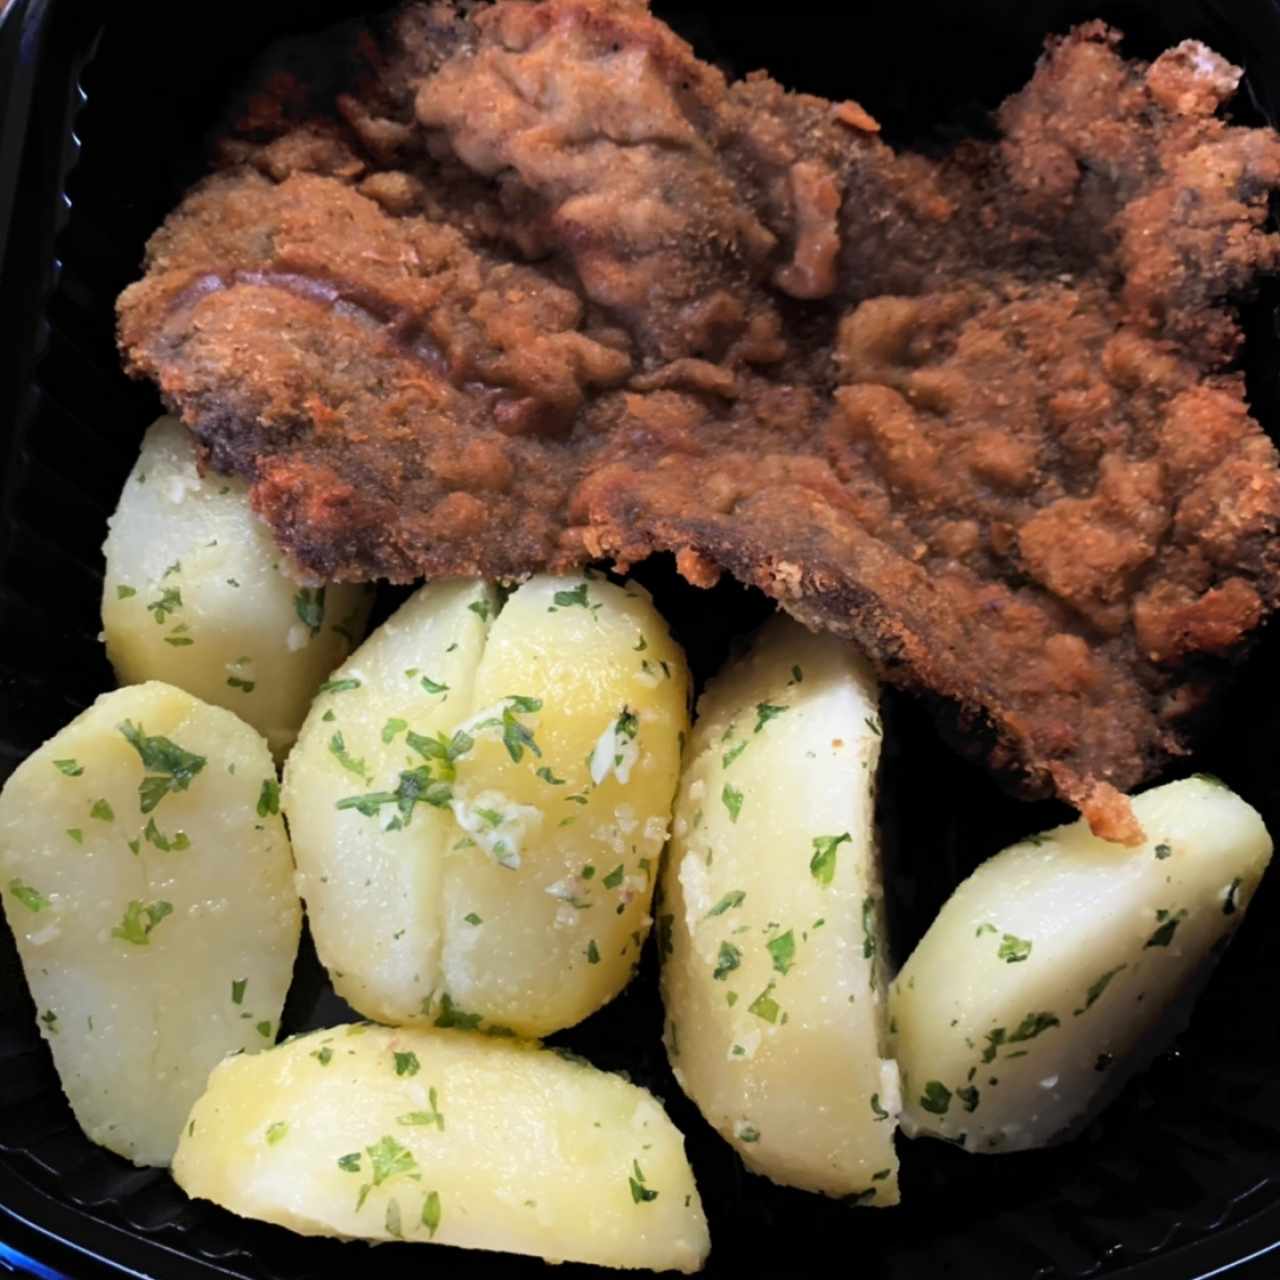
[
  {"left": 173, "top": 1023, "right": 709, "bottom": 1273},
  {"left": 284, "top": 574, "right": 689, "bottom": 1036},
  {"left": 0, "top": 682, "right": 301, "bottom": 1165},
  {"left": 102, "top": 416, "right": 372, "bottom": 757},
  {"left": 890, "top": 776, "right": 1272, "bottom": 1153},
  {"left": 659, "top": 615, "right": 899, "bottom": 1201}
]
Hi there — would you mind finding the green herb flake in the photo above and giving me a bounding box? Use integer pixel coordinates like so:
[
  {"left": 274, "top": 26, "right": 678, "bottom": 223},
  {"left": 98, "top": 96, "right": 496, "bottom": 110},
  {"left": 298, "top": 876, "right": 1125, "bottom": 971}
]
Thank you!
[
  {"left": 421, "top": 1190, "right": 442, "bottom": 1238},
  {"left": 536, "top": 766, "right": 565, "bottom": 785},
  {"left": 434, "top": 993, "right": 483, "bottom": 1031},
  {"left": 1154, "top": 842, "right": 1172, "bottom": 860},
  {"left": 52, "top": 759, "right": 83, "bottom": 777},
  {"left": 603, "top": 864, "right": 625, "bottom": 890},
  {"left": 318, "top": 677, "right": 362, "bottom": 696},
  {"left": 313, "top": 1047, "right": 334, "bottom": 1067},
  {"left": 116, "top": 585, "right": 137, "bottom": 600},
  {"left": 265, "top": 1121, "right": 288, "bottom": 1146},
  {"left": 468, "top": 599, "right": 492, "bottom": 622},
  {"left": 1145, "top": 908, "right": 1187, "bottom": 949},
  {"left": 767, "top": 930, "right": 796, "bottom": 975},
  {"left": 789, "top": 665, "right": 804, "bottom": 684},
  {"left": 231, "top": 978, "right": 247, "bottom": 1005},
  {"left": 143, "top": 816, "right": 190, "bottom": 852},
  {"left": 861, "top": 896, "right": 878, "bottom": 961},
  {"left": 920, "top": 1081, "right": 952, "bottom": 1115},
  {"left": 957, "top": 1086, "right": 980, "bottom": 1113},
  {"left": 464, "top": 912, "right": 482, "bottom": 926},
  {"left": 713, "top": 942, "right": 742, "bottom": 981},
  {"left": 8, "top": 879, "right": 49, "bottom": 913},
  {"left": 146, "top": 586, "right": 182, "bottom": 624},
  {"left": 384, "top": 1200, "right": 404, "bottom": 1240},
  {"left": 975, "top": 923, "right": 997, "bottom": 937},
  {"left": 366, "top": 1134, "right": 420, "bottom": 1189},
  {"left": 748, "top": 982, "right": 781, "bottom": 1024},
  {"left": 257, "top": 778, "right": 280, "bottom": 817},
  {"left": 870, "top": 1093, "right": 889, "bottom": 1121},
  {"left": 1008, "top": 1011, "right": 1060, "bottom": 1043},
  {"left": 722, "top": 783, "right": 744, "bottom": 823},
  {"left": 420, "top": 676, "right": 449, "bottom": 695},
  {"left": 382, "top": 718, "right": 408, "bottom": 744},
  {"left": 721, "top": 740, "right": 747, "bottom": 770},
  {"left": 706, "top": 890, "right": 745, "bottom": 918},
  {"left": 394, "top": 1051, "right": 421, "bottom": 1078},
  {"left": 1074, "top": 965, "right": 1125, "bottom": 1015},
  {"left": 328, "top": 732, "right": 371, "bottom": 782},
  {"left": 629, "top": 1161, "right": 659, "bottom": 1204},
  {"left": 753, "top": 703, "right": 788, "bottom": 733},
  {"left": 118, "top": 720, "right": 207, "bottom": 814},
  {"left": 111, "top": 899, "right": 173, "bottom": 946},
  {"left": 552, "top": 583, "right": 589, "bottom": 610},
  {"left": 257, "top": 1020, "right": 273, "bottom": 1039},
  {"left": 810, "top": 833, "right": 851, "bottom": 887},
  {"left": 227, "top": 675, "right": 255, "bottom": 693},
  {"left": 997, "top": 933, "right": 1032, "bottom": 964},
  {"left": 338, "top": 1152, "right": 362, "bottom": 1172},
  {"left": 294, "top": 587, "right": 325, "bottom": 637},
  {"left": 586, "top": 939, "right": 600, "bottom": 964}
]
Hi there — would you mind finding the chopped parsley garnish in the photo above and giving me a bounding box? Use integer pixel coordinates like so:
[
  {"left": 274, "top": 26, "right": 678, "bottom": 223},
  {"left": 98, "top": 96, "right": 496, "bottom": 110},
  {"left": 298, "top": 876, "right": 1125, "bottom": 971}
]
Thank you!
[
  {"left": 66, "top": 828, "right": 83, "bottom": 844},
  {"left": 498, "top": 700, "right": 541, "bottom": 763},
  {"left": 231, "top": 978, "right": 247, "bottom": 1004},
  {"left": 753, "top": 703, "right": 788, "bottom": 733},
  {"left": 421, "top": 1190, "right": 442, "bottom": 1238},
  {"left": 862, "top": 897, "right": 877, "bottom": 961},
  {"left": 721, "top": 740, "right": 747, "bottom": 769},
  {"left": 468, "top": 598, "right": 492, "bottom": 622},
  {"left": 318, "top": 677, "right": 362, "bottom": 696},
  {"left": 1145, "top": 908, "right": 1187, "bottom": 949},
  {"left": 338, "top": 1153, "right": 362, "bottom": 1172},
  {"left": 810, "top": 833, "right": 850, "bottom": 887},
  {"left": 116, "top": 585, "right": 137, "bottom": 600},
  {"left": 52, "top": 759, "right": 83, "bottom": 777},
  {"left": 864, "top": 715, "right": 882, "bottom": 737},
  {"left": 789, "top": 665, "right": 804, "bottom": 684},
  {"left": 997, "top": 933, "right": 1032, "bottom": 964},
  {"left": 736, "top": 1122, "right": 761, "bottom": 1143},
  {"left": 434, "top": 994, "right": 483, "bottom": 1030},
  {"left": 919, "top": 1081, "right": 952, "bottom": 1115},
  {"left": 629, "top": 1161, "right": 659, "bottom": 1204},
  {"left": 1154, "top": 843, "right": 1172, "bottom": 860},
  {"left": 257, "top": 1021, "right": 273, "bottom": 1039},
  {"left": 586, "top": 939, "right": 600, "bottom": 964},
  {"left": 603, "top": 864, "right": 625, "bottom": 890},
  {"left": 356, "top": 1135, "right": 421, "bottom": 1209},
  {"left": 536, "top": 766, "right": 565, "bottom": 785},
  {"left": 146, "top": 586, "right": 182, "bottom": 624},
  {"left": 143, "top": 816, "right": 190, "bottom": 852},
  {"left": 162, "top": 561, "right": 182, "bottom": 578},
  {"left": 265, "top": 1121, "right": 288, "bottom": 1145},
  {"left": 382, "top": 718, "right": 408, "bottom": 744},
  {"left": 227, "top": 675, "right": 255, "bottom": 693},
  {"left": 981, "top": 1028, "right": 1006, "bottom": 1064},
  {"left": 551, "top": 583, "right": 590, "bottom": 610},
  {"left": 748, "top": 982, "right": 781, "bottom": 1024},
  {"left": 293, "top": 587, "right": 325, "bottom": 637},
  {"left": 714, "top": 942, "right": 742, "bottom": 980},
  {"left": 421, "top": 676, "right": 449, "bottom": 695},
  {"left": 40, "top": 1010, "right": 57, "bottom": 1034},
  {"left": 767, "top": 930, "right": 796, "bottom": 975},
  {"left": 1224, "top": 877, "right": 1243, "bottom": 916},
  {"left": 975, "top": 923, "right": 997, "bottom": 937},
  {"left": 164, "top": 630, "right": 194, "bottom": 647},
  {"left": 8, "top": 879, "right": 49, "bottom": 912},
  {"left": 721, "top": 783, "right": 744, "bottom": 823},
  {"left": 257, "top": 778, "right": 280, "bottom": 817},
  {"left": 399, "top": 1090, "right": 446, "bottom": 1132},
  {"left": 111, "top": 899, "right": 173, "bottom": 946},
  {"left": 89, "top": 799, "right": 114, "bottom": 822},
  {"left": 328, "top": 732, "right": 371, "bottom": 782},
  {"left": 957, "top": 1086, "right": 980, "bottom": 1113},
  {"left": 1008, "top": 1011, "right": 1060, "bottom": 1042},
  {"left": 1075, "top": 965, "right": 1125, "bottom": 1015},
  {"left": 394, "top": 1051, "right": 421, "bottom": 1078},
  {"left": 464, "top": 913, "right": 482, "bottom": 926},
  {"left": 870, "top": 1093, "right": 889, "bottom": 1121},
  {"left": 118, "top": 721, "right": 207, "bottom": 813},
  {"left": 706, "top": 890, "right": 745, "bottom": 918},
  {"left": 313, "top": 1046, "right": 334, "bottom": 1066}
]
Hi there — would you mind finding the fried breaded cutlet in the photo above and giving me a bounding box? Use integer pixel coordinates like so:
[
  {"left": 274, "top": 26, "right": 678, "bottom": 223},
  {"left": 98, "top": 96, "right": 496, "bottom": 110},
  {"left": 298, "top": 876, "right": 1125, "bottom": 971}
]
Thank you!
[{"left": 117, "top": 1, "right": 1280, "bottom": 842}]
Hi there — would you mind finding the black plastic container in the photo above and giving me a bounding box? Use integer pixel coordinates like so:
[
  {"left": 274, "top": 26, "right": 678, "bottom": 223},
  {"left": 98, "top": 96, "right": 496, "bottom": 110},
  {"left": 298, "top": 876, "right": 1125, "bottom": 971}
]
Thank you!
[{"left": 3, "top": 1, "right": 1280, "bottom": 1276}]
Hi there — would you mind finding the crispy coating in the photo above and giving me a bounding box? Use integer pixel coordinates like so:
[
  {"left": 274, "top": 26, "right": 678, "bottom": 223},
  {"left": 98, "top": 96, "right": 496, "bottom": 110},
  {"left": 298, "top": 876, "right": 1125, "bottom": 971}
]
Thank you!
[{"left": 117, "top": 3, "right": 1280, "bottom": 840}]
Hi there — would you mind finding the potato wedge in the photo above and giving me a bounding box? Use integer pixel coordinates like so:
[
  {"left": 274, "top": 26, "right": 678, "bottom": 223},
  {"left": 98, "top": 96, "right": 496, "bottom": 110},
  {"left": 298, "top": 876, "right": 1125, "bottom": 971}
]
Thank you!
[
  {"left": 0, "top": 681, "right": 301, "bottom": 1165},
  {"left": 285, "top": 574, "right": 690, "bottom": 1037},
  {"left": 659, "top": 615, "right": 900, "bottom": 1201},
  {"left": 173, "top": 1023, "right": 709, "bottom": 1273},
  {"left": 284, "top": 579, "right": 496, "bottom": 1026},
  {"left": 102, "top": 416, "right": 372, "bottom": 757},
  {"left": 890, "top": 776, "right": 1272, "bottom": 1153}
]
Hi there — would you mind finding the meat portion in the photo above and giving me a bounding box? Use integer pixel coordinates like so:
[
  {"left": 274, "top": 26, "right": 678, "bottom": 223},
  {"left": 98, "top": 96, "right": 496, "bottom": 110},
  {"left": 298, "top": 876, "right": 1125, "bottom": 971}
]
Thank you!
[{"left": 116, "top": 2, "right": 1280, "bottom": 841}]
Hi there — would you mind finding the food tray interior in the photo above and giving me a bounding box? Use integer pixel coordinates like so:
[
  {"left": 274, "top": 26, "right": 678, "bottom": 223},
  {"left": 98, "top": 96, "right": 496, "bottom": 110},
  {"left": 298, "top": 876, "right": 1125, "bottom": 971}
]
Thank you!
[{"left": 2, "top": 1, "right": 1280, "bottom": 1276}]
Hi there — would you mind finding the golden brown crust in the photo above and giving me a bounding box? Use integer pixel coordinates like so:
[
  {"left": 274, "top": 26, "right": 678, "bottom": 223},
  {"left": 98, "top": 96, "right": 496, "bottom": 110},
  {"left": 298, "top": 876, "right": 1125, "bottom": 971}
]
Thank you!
[{"left": 117, "top": 4, "right": 1280, "bottom": 839}]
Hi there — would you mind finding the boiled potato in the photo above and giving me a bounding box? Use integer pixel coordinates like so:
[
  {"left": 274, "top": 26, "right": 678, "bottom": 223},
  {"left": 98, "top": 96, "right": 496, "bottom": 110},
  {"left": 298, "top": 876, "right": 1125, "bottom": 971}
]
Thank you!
[
  {"left": 660, "top": 615, "right": 900, "bottom": 1202},
  {"left": 173, "top": 1023, "right": 709, "bottom": 1273},
  {"left": 285, "top": 573, "right": 689, "bottom": 1036},
  {"left": 102, "top": 416, "right": 373, "bottom": 757},
  {"left": 0, "top": 681, "right": 301, "bottom": 1165},
  {"left": 284, "top": 579, "right": 496, "bottom": 1026},
  {"left": 890, "top": 776, "right": 1272, "bottom": 1153}
]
